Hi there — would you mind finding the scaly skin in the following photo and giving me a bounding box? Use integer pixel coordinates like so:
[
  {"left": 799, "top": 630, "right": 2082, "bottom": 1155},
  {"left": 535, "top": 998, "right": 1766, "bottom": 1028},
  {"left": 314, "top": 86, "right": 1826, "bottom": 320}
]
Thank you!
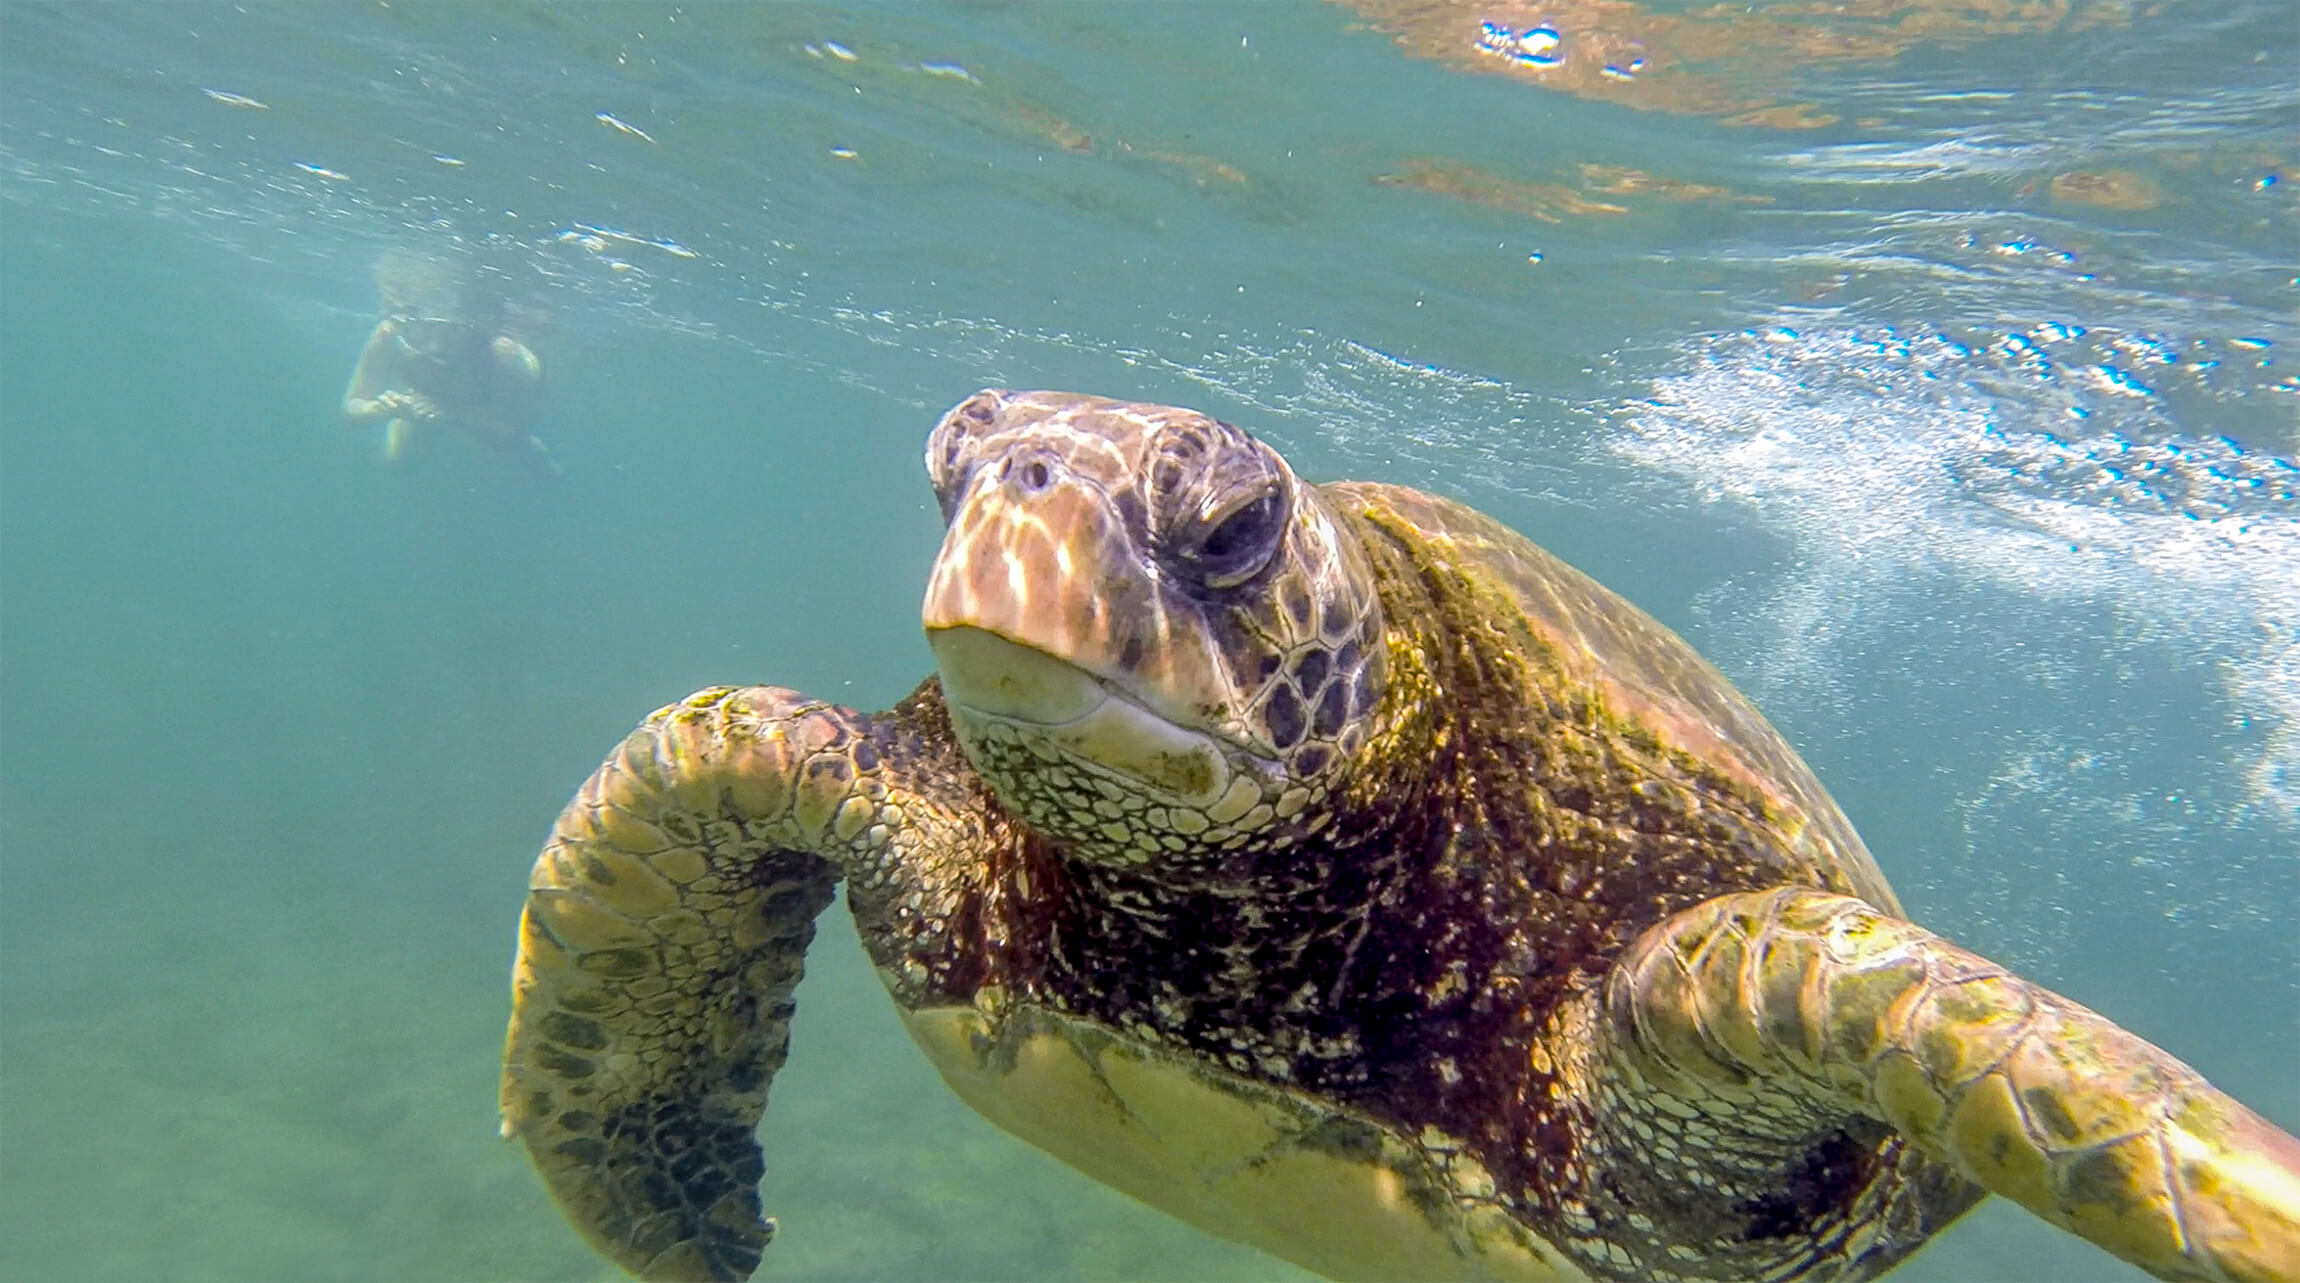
[
  {"left": 505, "top": 390, "right": 2300, "bottom": 1283},
  {"left": 1606, "top": 888, "right": 2300, "bottom": 1283},
  {"left": 500, "top": 684, "right": 981, "bottom": 1282}
]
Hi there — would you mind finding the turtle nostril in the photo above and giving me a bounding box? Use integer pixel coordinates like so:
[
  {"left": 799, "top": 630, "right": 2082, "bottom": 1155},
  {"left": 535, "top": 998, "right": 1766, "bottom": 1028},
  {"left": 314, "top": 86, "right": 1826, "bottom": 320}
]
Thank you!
[{"left": 996, "top": 452, "right": 1060, "bottom": 494}]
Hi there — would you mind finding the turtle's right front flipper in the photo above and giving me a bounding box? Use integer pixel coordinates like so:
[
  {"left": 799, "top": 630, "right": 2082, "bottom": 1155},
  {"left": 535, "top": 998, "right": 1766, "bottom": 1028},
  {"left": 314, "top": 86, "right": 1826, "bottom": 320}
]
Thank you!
[
  {"left": 1599, "top": 887, "right": 2300, "bottom": 1283},
  {"left": 502, "top": 685, "right": 956, "bottom": 1282}
]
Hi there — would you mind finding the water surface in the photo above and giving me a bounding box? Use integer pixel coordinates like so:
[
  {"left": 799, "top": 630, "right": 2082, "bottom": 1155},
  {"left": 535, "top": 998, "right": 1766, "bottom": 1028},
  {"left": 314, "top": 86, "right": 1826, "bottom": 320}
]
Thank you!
[{"left": 2, "top": 4, "right": 2293, "bottom": 1280}]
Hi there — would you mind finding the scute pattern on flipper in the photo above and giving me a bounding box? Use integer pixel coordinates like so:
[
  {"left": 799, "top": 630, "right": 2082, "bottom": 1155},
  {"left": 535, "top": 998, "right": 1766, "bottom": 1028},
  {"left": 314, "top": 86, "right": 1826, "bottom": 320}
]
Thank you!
[
  {"left": 504, "top": 687, "right": 884, "bottom": 1281},
  {"left": 577, "top": 1087, "right": 775, "bottom": 1280},
  {"left": 510, "top": 837, "right": 832, "bottom": 1281},
  {"left": 1603, "top": 888, "right": 2300, "bottom": 1283}
]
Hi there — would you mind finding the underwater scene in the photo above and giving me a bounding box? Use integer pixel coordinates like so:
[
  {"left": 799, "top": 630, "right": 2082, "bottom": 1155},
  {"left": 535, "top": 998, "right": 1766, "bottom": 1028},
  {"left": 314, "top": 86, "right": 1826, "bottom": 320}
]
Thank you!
[{"left": 1, "top": 3, "right": 2294, "bottom": 1281}]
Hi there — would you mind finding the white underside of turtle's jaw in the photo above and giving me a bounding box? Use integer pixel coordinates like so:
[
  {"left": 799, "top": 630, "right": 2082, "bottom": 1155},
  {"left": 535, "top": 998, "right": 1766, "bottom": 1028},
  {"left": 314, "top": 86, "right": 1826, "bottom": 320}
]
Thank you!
[{"left": 929, "top": 624, "right": 1246, "bottom": 810}]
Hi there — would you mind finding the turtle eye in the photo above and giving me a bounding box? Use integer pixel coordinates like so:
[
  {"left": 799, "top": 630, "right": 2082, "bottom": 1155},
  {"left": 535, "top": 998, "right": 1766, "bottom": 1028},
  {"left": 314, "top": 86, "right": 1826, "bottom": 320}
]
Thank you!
[
  {"left": 1173, "top": 485, "right": 1286, "bottom": 589},
  {"left": 928, "top": 443, "right": 974, "bottom": 522}
]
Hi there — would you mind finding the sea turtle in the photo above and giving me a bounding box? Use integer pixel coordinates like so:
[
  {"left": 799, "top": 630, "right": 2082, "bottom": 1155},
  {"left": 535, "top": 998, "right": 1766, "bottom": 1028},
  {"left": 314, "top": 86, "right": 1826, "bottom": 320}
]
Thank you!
[{"left": 501, "top": 389, "right": 2300, "bottom": 1283}]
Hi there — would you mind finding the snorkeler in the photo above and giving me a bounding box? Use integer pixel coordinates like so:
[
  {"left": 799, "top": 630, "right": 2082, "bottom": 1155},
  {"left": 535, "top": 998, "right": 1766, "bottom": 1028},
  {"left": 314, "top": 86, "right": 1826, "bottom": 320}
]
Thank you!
[{"left": 342, "top": 255, "right": 565, "bottom": 478}]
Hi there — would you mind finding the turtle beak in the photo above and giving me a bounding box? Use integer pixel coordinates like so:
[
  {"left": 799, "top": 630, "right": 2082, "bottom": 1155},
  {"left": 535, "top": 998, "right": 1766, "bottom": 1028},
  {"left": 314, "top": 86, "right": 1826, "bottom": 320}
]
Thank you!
[
  {"left": 927, "top": 626, "right": 1104, "bottom": 725},
  {"left": 927, "top": 626, "right": 1235, "bottom": 809},
  {"left": 919, "top": 455, "right": 1123, "bottom": 658}
]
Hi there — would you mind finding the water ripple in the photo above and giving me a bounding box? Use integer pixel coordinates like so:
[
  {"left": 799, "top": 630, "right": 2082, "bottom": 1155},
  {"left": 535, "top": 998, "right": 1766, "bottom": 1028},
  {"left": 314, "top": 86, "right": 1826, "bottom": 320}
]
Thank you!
[{"left": 1620, "top": 323, "right": 2299, "bottom": 822}]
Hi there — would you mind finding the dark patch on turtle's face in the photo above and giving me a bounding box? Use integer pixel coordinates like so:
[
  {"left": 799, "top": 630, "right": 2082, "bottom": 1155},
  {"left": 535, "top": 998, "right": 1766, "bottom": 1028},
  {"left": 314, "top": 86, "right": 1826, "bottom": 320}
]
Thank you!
[{"left": 919, "top": 390, "right": 1388, "bottom": 863}]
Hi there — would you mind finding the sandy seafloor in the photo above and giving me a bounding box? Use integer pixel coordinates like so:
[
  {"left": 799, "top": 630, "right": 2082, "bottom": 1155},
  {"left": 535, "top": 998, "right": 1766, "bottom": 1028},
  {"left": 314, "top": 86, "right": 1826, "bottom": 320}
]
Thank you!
[{"left": 2, "top": 4, "right": 2295, "bottom": 1281}]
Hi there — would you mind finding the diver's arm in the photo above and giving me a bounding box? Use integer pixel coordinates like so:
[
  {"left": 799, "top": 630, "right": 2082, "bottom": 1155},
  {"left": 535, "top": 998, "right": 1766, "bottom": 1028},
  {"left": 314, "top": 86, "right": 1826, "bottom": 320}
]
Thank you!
[
  {"left": 513, "top": 432, "right": 567, "bottom": 479},
  {"left": 495, "top": 335, "right": 542, "bottom": 383},
  {"left": 342, "top": 320, "right": 409, "bottom": 422},
  {"left": 492, "top": 335, "right": 545, "bottom": 416},
  {"left": 489, "top": 336, "right": 562, "bottom": 477}
]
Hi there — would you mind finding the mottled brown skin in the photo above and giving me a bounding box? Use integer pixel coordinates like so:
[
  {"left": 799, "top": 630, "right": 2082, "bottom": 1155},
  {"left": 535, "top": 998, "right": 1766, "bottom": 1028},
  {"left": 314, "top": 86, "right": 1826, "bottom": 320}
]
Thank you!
[{"left": 503, "top": 390, "right": 2300, "bottom": 1283}]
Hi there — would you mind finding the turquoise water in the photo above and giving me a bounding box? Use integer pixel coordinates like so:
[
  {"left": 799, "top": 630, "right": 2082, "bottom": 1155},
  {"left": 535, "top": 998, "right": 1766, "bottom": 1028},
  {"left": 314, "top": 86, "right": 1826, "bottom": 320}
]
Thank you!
[{"left": 2, "top": 3, "right": 2293, "bottom": 1281}]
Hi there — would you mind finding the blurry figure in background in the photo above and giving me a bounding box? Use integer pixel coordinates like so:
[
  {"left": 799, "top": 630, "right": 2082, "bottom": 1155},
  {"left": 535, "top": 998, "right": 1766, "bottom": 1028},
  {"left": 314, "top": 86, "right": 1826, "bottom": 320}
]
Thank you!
[{"left": 342, "top": 251, "right": 564, "bottom": 478}]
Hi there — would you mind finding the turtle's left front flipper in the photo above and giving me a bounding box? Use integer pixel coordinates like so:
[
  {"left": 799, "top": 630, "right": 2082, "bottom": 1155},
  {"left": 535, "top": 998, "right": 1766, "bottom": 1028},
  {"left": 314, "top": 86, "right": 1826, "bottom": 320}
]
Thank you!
[
  {"left": 501, "top": 684, "right": 972, "bottom": 1282},
  {"left": 1603, "top": 887, "right": 2300, "bottom": 1283}
]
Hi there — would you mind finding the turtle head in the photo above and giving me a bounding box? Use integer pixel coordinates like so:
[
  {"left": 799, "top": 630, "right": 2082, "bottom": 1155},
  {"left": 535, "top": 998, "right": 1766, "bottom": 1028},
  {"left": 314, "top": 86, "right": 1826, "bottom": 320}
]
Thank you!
[{"left": 922, "top": 389, "right": 1386, "bottom": 864}]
